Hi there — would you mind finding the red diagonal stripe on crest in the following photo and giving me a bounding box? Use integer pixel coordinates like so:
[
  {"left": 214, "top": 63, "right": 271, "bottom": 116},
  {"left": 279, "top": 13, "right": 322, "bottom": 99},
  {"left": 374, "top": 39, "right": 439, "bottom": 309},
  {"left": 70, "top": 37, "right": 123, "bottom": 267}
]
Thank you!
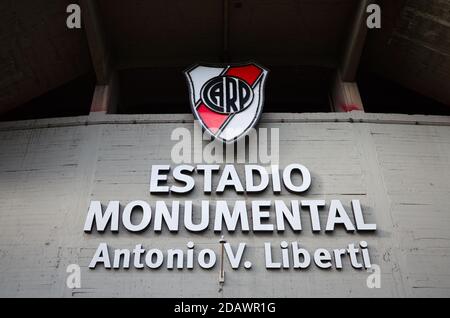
[
  {"left": 225, "top": 64, "right": 263, "bottom": 86},
  {"left": 197, "top": 103, "right": 229, "bottom": 134},
  {"left": 196, "top": 64, "right": 263, "bottom": 135}
]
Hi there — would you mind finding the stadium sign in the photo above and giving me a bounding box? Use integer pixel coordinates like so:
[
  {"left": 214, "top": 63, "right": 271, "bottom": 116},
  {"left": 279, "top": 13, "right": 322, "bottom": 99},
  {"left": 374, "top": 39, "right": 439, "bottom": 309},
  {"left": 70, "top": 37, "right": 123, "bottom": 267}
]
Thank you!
[{"left": 84, "top": 164, "right": 377, "bottom": 271}]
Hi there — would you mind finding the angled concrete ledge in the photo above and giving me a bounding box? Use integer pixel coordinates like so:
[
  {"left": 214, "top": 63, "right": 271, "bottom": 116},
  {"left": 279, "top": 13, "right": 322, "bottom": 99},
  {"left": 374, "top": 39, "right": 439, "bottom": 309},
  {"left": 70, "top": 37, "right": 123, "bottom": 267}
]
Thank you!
[{"left": 0, "top": 112, "right": 450, "bottom": 131}]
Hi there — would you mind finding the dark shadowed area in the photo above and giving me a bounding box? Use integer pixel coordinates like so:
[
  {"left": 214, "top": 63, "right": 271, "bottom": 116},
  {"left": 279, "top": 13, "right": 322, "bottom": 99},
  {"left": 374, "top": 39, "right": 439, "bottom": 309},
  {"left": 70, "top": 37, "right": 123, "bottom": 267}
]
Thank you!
[{"left": 0, "top": 0, "right": 449, "bottom": 120}]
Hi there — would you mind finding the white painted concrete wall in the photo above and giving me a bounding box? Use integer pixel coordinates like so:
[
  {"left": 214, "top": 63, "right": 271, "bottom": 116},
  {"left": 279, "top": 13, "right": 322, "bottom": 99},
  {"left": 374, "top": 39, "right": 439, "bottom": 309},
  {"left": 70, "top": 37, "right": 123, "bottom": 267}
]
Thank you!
[{"left": 0, "top": 113, "right": 449, "bottom": 297}]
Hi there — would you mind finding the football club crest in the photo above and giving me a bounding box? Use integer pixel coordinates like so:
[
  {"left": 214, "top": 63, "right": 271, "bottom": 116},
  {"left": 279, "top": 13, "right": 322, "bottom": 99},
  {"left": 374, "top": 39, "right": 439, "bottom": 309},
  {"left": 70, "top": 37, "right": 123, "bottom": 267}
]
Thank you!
[{"left": 185, "top": 62, "right": 268, "bottom": 143}]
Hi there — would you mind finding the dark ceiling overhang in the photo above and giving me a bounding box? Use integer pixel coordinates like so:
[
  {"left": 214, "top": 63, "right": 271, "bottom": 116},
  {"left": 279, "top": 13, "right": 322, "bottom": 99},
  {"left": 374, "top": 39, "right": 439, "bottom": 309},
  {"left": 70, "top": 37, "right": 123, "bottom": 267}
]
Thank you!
[{"left": 0, "top": 0, "right": 449, "bottom": 115}]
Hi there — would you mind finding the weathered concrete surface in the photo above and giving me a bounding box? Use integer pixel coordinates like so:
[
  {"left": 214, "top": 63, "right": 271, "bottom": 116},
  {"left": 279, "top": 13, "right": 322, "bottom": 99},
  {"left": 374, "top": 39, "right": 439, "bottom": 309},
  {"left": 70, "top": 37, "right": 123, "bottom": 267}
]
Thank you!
[
  {"left": 0, "top": 113, "right": 450, "bottom": 297},
  {"left": 362, "top": 0, "right": 450, "bottom": 104}
]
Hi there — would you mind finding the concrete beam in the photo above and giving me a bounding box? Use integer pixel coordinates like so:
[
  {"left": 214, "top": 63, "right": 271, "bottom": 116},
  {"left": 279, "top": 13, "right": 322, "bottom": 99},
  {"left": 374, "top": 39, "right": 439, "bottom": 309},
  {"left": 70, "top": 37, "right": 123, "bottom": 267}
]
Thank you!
[
  {"left": 80, "top": 0, "right": 119, "bottom": 114},
  {"left": 340, "top": 0, "right": 372, "bottom": 82},
  {"left": 80, "top": 0, "right": 112, "bottom": 85},
  {"left": 334, "top": 1, "right": 372, "bottom": 112},
  {"left": 332, "top": 72, "right": 364, "bottom": 112},
  {"left": 89, "top": 72, "right": 118, "bottom": 114}
]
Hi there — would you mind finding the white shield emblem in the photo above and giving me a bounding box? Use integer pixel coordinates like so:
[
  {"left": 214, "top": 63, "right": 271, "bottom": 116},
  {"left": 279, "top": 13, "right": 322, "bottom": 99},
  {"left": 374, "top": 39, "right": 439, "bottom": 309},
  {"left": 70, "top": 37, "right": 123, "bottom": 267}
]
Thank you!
[{"left": 185, "top": 63, "right": 268, "bottom": 143}]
